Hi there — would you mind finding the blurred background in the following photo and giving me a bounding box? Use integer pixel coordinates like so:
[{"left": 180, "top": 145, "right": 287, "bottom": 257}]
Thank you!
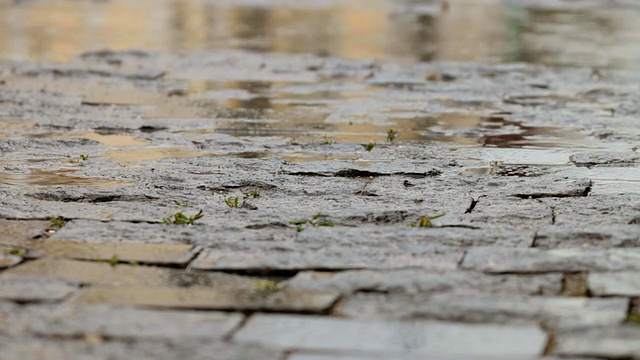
[{"left": 0, "top": 0, "right": 639, "bottom": 70}]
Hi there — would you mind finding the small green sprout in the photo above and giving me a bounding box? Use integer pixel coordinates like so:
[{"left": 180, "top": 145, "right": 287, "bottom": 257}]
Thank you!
[
  {"left": 410, "top": 213, "right": 446, "bottom": 228},
  {"left": 365, "top": 142, "right": 376, "bottom": 152},
  {"left": 160, "top": 210, "right": 204, "bottom": 225},
  {"left": 323, "top": 134, "right": 336, "bottom": 145},
  {"left": 50, "top": 216, "right": 65, "bottom": 228},
  {"left": 225, "top": 196, "right": 240, "bottom": 208},
  {"left": 108, "top": 254, "right": 119, "bottom": 267},
  {"left": 254, "top": 279, "right": 280, "bottom": 293},
  {"left": 79, "top": 154, "right": 89, "bottom": 161},
  {"left": 243, "top": 188, "right": 260, "bottom": 198},
  {"left": 4, "top": 248, "right": 27, "bottom": 257},
  {"left": 387, "top": 129, "right": 397, "bottom": 142},
  {"left": 628, "top": 313, "right": 640, "bottom": 324},
  {"left": 291, "top": 213, "right": 334, "bottom": 231},
  {"left": 173, "top": 200, "right": 192, "bottom": 208}
]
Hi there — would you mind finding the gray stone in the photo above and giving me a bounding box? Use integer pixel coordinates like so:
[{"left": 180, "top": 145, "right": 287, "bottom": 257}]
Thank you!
[
  {"left": 0, "top": 275, "right": 76, "bottom": 302},
  {"left": 554, "top": 326, "right": 640, "bottom": 359},
  {"left": 0, "top": 254, "right": 22, "bottom": 269},
  {"left": 285, "top": 270, "right": 563, "bottom": 295},
  {"left": 0, "top": 336, "right": 282, "bottom": 360},
  {"left": 336, "top": 292, "right": 628, "bottom": 330},
  {"left": 297, "top": 226, "right": 534, "bottom": 248},
  {"left": 71, "top": 286, "right": 339, "bottom": 313},
  {"left": 2, "top": 258, "right": 259, "bottom": 289},
  {"left": 234, "top": 314, "right": 547, "bottom": 356},
  {"left": 192, "top": 245, "right": 464, "bottom": 271},
  {"left": 571, "top": 151, "right": 640, "bottom": 167},
  {"left": 588, "top": 271, "right": 640, "bottom": 296},
  {"left": 28, "top": 305, "right": 244, "bottom": 340},
  {"left": 462, "top": 247, "right": 640, "bottom": 273},
  {"left": 534, "top": 224, "right": 640, "bottom": 249}
]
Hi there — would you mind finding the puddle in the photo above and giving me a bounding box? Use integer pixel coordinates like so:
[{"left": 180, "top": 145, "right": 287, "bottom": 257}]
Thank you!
[
  {"left": 59, "top": 132, "right": 151, "bottom": 147},
  {"left": 0, "top": 170, "right": 131, "bottom": 187},
  {"left": 104, "top": 147, "right": 216, "bottom": 164},
  {"left": 1, "top": 0, "right": 639, "bottom": 70},
  {"left": 557, "top": 166, "right": 640, "bottom": 195},
  {"left": 280, "top": 153, "right": 361, "bottom": 162}
]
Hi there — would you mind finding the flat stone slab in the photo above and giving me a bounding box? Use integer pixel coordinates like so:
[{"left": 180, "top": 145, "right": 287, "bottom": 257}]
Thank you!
[
  {"left": 336, "top": 293, "right": 628, "bottom": 330},
  {"left": 0, "top": 254, "right": 22, "bottom": 269},
  {"left": 2, "top": 258, "right": 258, "bottom": 289},
  {"left": 71, "top": 287, "right": 339, "bottom": 313},
  {"left": 462, "top": 247, "right": 640, "bottom": 273},
  {"left": 233, "top": 314, "right": 547, "bottom": 357},
  {"left": 297, "top": 226, "right": 534, "bottom": 248},
  {"left": 30, "top": 240, "right": 199, "bottom": 265},
  {"left": 192, "top": 245, "right": 464, "bottom": 272},
  {"left": 0, "top": 337, "right": 283, "bottom": 360},
  {"left": 0, "top": 275, "right": 76, "bottom": 302},
  {"left": 285, "top": 270, "right": 563, "bottom": 295},
  {"left": 554, "top": 326, "right": 640, "bottom": 358},
  {"left": 28, "top": 305, "right": 243, "bottom": 340},
  {"left": 534, "top": 224, "right": 640, "bottom": 249},
  {"left": 588, "top": 271, "right": 640, "bottom": 296}
]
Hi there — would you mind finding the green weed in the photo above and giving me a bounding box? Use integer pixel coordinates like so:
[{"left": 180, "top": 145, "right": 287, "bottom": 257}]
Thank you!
[
  {"left": 50, "top": 216, "right": 65, "bottom": 228},
  {"left": 243, "top": 189, "right": 261, "bottom": 198},
  {"left": 387, "top": 129, "right": 397, "bottom": 142},
  {"left": 628, "top": 313, "right": 640, "bottom": 324},
  {"left": 108, "top": 254, "right": 119, "bottom": 267},
  {"left": 410, "top": 213, "right": 446, "bottom": 228},
  {"left": 79, "top": 154, "right": 89, "bottom": 161},
  {"left": 291, "top": 213, "right": 334, "bottom": 231},
  {"left": 4, "top": 248, "right": 26, "bottom": 257},
  {"left": 225, "top": 196, "right": 241, "bottom": 208},
  {"left": 254, "top": 279, "right": 280, "bottom": 293},
  {"left": 173, "top": 200, "right": 192, "bottom": 208},
  {"left": 365, "top": 142, "right": 376, "bottom": 152},
  {"left": 160, "top": 210, "right": 204, "bottom": 225}
]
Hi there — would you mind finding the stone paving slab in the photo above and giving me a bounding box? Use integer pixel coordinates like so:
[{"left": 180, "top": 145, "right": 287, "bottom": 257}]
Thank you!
[
  {"left": 233, "top": 314, "right": 548, "bottom": 357},
  {"left": 192, "top": 245, "right": 464, "bottom": 271},
  {"left": 588, "top": 271, "right": 640, "bottom": 296},
  {"left": 0, "top": 254, "right": 21, "bottom": 269},
  {"left": 296, "top": 226, "right": 535, "bottom": 248},
  {"left": 534, "top": 224, "right": 640, "bottom": 249},
  {"left": 30, "top": 240, "right": 199, "bottom": 265},
  {"left": 462, "top": 247, "right": 640, "bottom": 273},
  {"left": 71, "top": 287, "right": 339, "bottom": 313},
  {"left": 553, "top": 326, "right": 640, "bottom": 359},
  {"left": 335, "top": 292, "right": 628, "bottom": 330},
  {"left": 2, "top": 258, "right": 259, "bottom": 289},
  {"left": 0, "top": 275, "right": 76, "bottom": 303},
  {"left": 25, "top": 305, "right": 244, "bottom": 341},
  {"left": 287, "top": 354, "right": 598, "bottom": 360},
  {"left": 0, "top": 336, "right": 282, "bottom": 360},
  {"left": 285, "top": 270, "right": 563, "bottom": 295}
]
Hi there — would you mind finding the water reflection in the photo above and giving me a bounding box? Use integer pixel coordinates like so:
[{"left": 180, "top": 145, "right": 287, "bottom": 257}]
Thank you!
[
  {"left": 1, "top": 0, "right": 639, "bottom": 69},
  {"left": 0, "top": 170, "right": 130, "bottom": 187}
]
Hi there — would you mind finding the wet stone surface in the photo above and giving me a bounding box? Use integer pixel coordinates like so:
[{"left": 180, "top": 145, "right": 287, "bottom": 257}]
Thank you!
[{"left": 2, "top": 5, "right": 640, "bottom": 355}]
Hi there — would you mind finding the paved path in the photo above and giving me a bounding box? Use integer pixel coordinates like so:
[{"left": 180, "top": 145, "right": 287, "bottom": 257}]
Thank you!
[{"left": 1, "top": 47, "right": 640, "bottom": 359}]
